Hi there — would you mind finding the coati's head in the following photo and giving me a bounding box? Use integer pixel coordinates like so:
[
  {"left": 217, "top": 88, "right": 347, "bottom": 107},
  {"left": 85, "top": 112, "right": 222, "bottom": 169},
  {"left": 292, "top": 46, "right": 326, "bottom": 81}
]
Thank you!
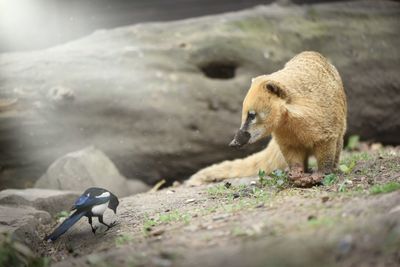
[{"left": 229, "top": 75, "right": 288, "bottom": 147}]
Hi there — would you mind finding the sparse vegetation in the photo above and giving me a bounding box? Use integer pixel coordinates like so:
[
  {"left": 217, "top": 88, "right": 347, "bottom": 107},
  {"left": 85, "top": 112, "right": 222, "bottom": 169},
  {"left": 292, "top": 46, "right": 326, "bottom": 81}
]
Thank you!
[
  {"left": 258, "top": 169, "right": 289, "bottom": 189},
  {"left": 0, "top": 233, "right": 49, "bottom": 267},
  {"left": 346, "top": 135, "right": 360, "bottom": 150},
  {"left": 115, "top": 234, "right": 134, "bottom": 247},
  {"left": 322, "top": 173, "right": 338, "bottom": 186},
  {"left": 142, "top": 211, "right": 192, "bottom": 235},
  {"left": 31, "top": 143, "right": 400, "bottom": 267},
  {"left": 55, "top": 211, "right": 70, "bottom": 220},
  {"left": 307, "top": 217, "right": 336, "bottom": 228},
  {"left": 370, "top": 182, "right": 400, "bottom": 195}
]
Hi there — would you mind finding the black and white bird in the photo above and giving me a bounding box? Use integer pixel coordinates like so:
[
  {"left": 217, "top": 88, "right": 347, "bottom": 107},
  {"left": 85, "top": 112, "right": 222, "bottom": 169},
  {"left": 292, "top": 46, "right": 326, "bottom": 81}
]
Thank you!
[{"left": 45, "top": 187, "right": 119, "bottom": 241}]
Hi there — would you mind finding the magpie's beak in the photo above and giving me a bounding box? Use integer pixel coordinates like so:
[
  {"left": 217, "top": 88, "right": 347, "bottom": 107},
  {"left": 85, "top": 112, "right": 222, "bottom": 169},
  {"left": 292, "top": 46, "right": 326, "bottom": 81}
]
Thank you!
[
  {"left": 229, "top": 129, "right": 251, "bottom": 148},
  {"left": 112, "top": 207, "right": 117, "bottom": 214}
]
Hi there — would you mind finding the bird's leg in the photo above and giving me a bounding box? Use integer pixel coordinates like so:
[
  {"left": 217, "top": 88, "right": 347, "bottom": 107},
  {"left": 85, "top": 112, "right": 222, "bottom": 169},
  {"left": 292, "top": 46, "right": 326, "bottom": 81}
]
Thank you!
[
  {"left": 88, "top": 216, "right": 97, "bottom": 234},
  {"left": 98, "top": 215, "right": 116, "bottom": 231}
]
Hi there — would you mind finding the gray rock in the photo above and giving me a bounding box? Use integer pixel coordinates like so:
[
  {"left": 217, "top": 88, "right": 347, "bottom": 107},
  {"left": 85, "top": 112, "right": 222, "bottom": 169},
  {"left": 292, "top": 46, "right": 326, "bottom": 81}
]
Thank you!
[
  {"left": 0, "top": 1, "right": 399, "bottom": 188},
  {"left": 0, "top": 188, "right": 79, "bottom": 215},
  {"left": 34, "top": 147, "right": 149, "bottom": 197},
  {"left": 0, "top": 205, "right": 51, "bottom": 249}
]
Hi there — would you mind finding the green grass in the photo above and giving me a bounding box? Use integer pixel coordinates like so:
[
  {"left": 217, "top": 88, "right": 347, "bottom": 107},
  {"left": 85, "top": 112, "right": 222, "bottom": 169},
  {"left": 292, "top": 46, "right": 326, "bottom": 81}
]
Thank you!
[
  {"left": 370, "top": 182, "right": 400, "bottom": 195},
  {"left": 142, "top": 211, "right": 192, "bottom": 235},
  {"left": 258, "top": 169, "right": 289, "bottom": 189},
  {"left": 341, "top": 152, "right": 372, "bottom": 166},
  {"left": 54, "top": 210, "right": 70, "bottom": 220},
  {"left": 306, "top": 217, "right": 336, "bottom": 228},
  {"left": 207, "top": 184, "right": 232, "bottom": 198},
  {"left": 322, "top": 173, "right": 338, "bottom": 186},
  {"left": 115, "top": 234, "right": 133, "bottom": 247},
  {"left": 346, "top": 135, "right": 360, "bottom": 151},
  {"left": 158, "top": 211, "right": 191, "bottom": 224},
  {"left": 0, "top": 233, "right": 49, "bottom": 267}
]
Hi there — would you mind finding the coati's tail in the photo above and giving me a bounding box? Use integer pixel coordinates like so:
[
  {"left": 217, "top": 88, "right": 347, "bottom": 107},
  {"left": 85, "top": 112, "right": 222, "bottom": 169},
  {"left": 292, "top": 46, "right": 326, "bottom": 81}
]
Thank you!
[{"left": 187, "top": 138, "right": 287, "bottom": 186}]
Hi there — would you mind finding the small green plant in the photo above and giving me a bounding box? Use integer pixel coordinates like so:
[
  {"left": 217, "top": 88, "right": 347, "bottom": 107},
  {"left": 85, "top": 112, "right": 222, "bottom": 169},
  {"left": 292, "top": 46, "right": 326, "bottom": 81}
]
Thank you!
[
  {"left": 115, "top": 235, "right": 132, "bottom": 247},
  {"left": 142, "top": 211, "right": 191, "bottom": 235},
  {"left": 55, "top": 210, "right": 70, "bottom": 220},
  {"left": 339, "top": 160, "right": 357, "bottom": 175},
  {"left": 158, "top": 211, "right": 191, "bottom": 224},
  {"left": 0, "top": 233, "right": 50, "bottom": 267},
  {"left": 322, "top": 173, "right": 338, "bottom": 186},
  {"left": 258, "top": 169, "right": 288, "bottom": 189},
  {"left": 337, "top": 179, "right": 352, "bottom": 193},
  {"left": 307, "top": 217, "right": 336, "bottom": 227},
  {"left": 231, "top": 226, "right": 254, "bottom": 237},
  {"left": 340, "top": 152, "right": 372, "bottom": 176},
  {"left": 207, "top": 184, "right": 229, "bottom": 197},
  {"left": 115, "top": 234, "right": 133, "bottom": 246},
  {"left": 346, "top": 135, "right": 360, "bottom": 151},
  {"left": 142, "top": 217, "right": 157, "bottom": 231},
  {"left": 258, "top": 169, "right": 266, "bottom": 184},
  {"left": 370, "top": 182, "right": 400, "bottom": 195}
]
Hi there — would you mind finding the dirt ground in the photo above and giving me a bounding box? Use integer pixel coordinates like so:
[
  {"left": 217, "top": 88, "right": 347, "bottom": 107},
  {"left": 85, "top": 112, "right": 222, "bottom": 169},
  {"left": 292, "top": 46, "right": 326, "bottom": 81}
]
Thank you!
[{"left": 38, "top": 143, "right": 400, "bottom": 267}]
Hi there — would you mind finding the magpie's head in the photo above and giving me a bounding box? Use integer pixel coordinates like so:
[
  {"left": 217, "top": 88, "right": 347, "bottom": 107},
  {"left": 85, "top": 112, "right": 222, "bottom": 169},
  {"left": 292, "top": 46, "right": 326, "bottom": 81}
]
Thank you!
[{"left": 109, "top": 193, "right": 119, "bottom": 214}]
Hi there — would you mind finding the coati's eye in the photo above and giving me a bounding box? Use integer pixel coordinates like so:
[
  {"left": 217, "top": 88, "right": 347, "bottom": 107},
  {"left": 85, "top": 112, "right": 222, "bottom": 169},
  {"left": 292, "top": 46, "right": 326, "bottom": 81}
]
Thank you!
[{"left": 248, "top": 111, "right": 256, "bottom": 121}]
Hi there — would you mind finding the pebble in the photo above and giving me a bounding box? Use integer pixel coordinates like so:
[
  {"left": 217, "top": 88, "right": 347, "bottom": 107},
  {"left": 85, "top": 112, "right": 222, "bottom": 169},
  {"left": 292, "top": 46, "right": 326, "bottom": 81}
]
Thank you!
[
  {"left": 212, "top": 214, "right": 230, "bottom": 221},
  {"left": 321, "top": 196, "right": 330, "bottom": 203},
  {"left": 151, "top": 228, "right": 165, "bottom": 236},
  {"left": 307, "top": 215, "right": 317, "bottom": 221},
  {"left": 337, "top": 234, "right": 353, "bottom": 255},
  {"left": 185, "top": 198, "right": 196, "bottom": 204}
]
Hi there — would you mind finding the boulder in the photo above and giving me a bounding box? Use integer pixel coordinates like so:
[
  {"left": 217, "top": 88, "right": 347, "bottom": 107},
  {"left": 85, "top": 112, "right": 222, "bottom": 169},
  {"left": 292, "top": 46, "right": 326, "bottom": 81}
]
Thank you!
[
  {"left": 0, "top": 1, "right": 399, "bottom": 188},
  {"left": 0, "top": 188, "right": 80, "bottom": 215},
  {"left": 34, "top": 147, "right": 150, "bottom": 197},
  {"left": 0, "top": 205, "right": 51, "bottom": 249}
]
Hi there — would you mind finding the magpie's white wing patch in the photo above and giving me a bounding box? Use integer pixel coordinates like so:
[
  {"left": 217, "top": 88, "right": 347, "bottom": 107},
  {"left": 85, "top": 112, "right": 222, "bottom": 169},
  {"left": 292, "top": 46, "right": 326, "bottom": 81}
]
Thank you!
[{"left": 96, "top": 192, "right": 110, "bottom": 198}]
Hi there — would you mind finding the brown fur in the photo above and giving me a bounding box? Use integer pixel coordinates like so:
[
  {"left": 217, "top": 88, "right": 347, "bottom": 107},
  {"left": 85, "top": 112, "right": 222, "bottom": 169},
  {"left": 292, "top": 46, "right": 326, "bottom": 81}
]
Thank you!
[{"left": 187, "top": 51, "right": 347, "bottom": 186}]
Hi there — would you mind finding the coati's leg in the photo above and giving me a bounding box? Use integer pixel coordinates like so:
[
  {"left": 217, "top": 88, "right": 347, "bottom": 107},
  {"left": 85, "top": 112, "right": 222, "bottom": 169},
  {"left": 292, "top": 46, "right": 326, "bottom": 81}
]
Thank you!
[
  {"left": 334, "top": 135, "right": 344, "bottom": 169},
  {"left": 289, "top": 141, "right": 336, "bottom": 187},
  {"left": 314, "top": 140, "right": 337, "bottom": 174},
  {"left": 280, "top": 147, "right": 309, "bottom": 180},
  {"left": 281, "top": 148, "right": 308, "bottom": 171},
  {"left": 186, "top": 138, "right": 287, "bottom": 186}
]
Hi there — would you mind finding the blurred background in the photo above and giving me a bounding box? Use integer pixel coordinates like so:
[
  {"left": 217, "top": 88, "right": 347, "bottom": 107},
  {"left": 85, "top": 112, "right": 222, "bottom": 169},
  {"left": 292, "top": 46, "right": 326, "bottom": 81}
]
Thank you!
[
  {"left": 0, "top": 0, "right": 336, "bottom": 52},
  {"left": 0, "top": 0, "right": 399, "bottom": 193}
]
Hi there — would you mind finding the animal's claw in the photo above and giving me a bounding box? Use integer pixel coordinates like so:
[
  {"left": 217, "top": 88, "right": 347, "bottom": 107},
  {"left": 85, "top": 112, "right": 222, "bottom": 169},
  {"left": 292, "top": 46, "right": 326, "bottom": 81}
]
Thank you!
[{"left": 106, "top": 221, "right": 117, "bottom": 231}]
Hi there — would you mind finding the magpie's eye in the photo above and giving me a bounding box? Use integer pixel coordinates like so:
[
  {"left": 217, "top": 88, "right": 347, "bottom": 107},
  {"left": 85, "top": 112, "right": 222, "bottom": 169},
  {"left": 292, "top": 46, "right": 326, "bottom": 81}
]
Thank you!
[{"left": 248, "top": 112, "right": 256, "bottom": 120}]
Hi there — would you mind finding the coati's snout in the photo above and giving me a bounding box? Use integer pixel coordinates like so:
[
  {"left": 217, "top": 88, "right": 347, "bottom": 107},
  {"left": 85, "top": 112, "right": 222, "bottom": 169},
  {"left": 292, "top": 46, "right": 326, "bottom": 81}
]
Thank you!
[{"left": 229, "top": 129, "right": 251, "bottom": 148}]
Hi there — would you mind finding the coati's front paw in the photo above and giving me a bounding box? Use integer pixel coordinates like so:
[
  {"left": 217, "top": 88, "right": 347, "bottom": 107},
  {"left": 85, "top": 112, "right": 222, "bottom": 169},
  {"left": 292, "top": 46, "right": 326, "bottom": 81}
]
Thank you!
[
  {"left": 186, "top": 170, "right": 219, "bottom": 186},
  {"left": 292, "top": 172, "right": 324, "bottom": 188},
  {"left": 287, "top": 166, "right": 304, "bottom": 181}
]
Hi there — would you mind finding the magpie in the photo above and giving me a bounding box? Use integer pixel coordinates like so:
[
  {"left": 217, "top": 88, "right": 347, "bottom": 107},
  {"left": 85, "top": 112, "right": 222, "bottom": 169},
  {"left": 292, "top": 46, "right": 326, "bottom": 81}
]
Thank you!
[{"left": 45, "top": 187, "right": 119, "bottom": 241}]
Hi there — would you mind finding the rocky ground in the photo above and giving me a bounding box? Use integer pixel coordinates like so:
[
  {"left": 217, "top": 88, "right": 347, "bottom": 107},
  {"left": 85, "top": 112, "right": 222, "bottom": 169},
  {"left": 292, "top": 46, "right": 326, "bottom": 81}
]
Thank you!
[
  {"left": 1, "top": 142, "right": 399, "bottom": 267},
  {"left": 1, "top": 0, "right": 399, "bottom": 189}
]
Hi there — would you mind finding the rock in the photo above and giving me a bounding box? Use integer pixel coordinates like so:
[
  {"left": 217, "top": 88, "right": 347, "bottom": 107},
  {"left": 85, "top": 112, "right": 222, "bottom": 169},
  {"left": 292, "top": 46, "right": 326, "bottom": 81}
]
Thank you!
[
  {"left": 185, "top": 198, "right": 196, "bottom": 204},
  {"left": 0, "top": 188, "right": 79, "bottom": 215},
  {"left": 0, "top": 205, "right": 51, "bottom": 249},
  {"left": 35, "top": 147, "right": 149, "bottom": 197},
  {"left": 0, "top": 1, "right": 399, "bottom": 188}
]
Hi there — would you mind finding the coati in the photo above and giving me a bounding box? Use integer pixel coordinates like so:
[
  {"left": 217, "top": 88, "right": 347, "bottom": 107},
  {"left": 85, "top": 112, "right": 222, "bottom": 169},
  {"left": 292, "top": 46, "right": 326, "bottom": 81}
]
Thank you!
[{"left": 187, "top": 51, "right": 347, "bottom": 186}]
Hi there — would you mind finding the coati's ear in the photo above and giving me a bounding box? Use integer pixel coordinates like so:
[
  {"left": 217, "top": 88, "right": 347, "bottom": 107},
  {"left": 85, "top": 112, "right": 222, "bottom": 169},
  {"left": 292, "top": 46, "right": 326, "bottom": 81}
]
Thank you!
[{"left": 264, "top": 82, "right": 287, "bottom": 99}]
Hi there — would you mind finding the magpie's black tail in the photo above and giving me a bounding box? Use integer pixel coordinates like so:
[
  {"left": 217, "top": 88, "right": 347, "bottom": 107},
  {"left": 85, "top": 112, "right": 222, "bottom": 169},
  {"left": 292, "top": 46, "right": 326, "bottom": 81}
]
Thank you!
[{"left": 45, "top": 210, "right": 86, "bottom": 241}]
